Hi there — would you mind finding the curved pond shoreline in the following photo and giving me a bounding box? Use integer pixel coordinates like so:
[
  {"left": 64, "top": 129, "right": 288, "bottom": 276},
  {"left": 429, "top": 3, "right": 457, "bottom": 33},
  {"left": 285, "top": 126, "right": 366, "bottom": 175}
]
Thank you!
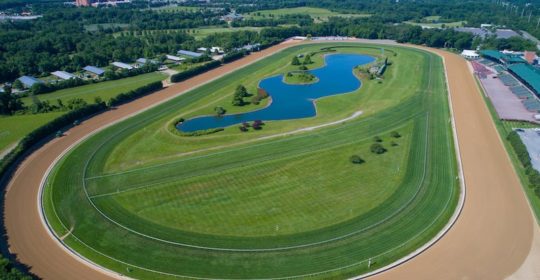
[{"left": 178, "top": 53, "right": 375, "bottom": 132}]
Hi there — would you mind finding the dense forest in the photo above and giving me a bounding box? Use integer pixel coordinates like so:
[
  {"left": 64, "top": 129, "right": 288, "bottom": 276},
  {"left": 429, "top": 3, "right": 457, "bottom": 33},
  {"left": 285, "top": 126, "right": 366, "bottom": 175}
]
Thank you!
[{"left": 0, "top": 0, "right": 539, "bottom": 83}]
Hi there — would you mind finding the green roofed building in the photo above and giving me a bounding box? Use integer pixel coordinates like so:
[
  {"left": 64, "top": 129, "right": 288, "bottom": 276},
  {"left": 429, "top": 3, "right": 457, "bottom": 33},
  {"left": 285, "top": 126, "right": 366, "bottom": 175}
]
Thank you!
[
  {"left": 507, "top": 63, "right": 540, "bottom": 97},
  {"left": 480, "top": 50, "right": 506, "bottom": 63},
  {"left": 480, "top": 50, "right": 527, "bottom": 65}
]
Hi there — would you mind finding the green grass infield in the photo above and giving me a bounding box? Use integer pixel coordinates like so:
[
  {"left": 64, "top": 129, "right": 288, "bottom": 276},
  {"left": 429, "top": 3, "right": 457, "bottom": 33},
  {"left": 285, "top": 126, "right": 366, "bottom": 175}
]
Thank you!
[{"left": 42, "top": 43, "right": 459, "bottom": 279}]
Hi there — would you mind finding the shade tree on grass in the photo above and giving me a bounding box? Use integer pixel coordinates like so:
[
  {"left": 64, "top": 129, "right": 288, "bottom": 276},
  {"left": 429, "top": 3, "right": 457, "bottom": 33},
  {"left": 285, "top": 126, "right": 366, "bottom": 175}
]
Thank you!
[
  {"left": 291, "top": 56, "right": 301, "bottom": 66},
  {"left": 371, "top": 143, "right": 387, "bottom": 154},
  {"left": 232, "top": 85, "right": 249, "bottom": 106},
  {"left": 349, "top": 155, "right": 365, "bottom": 164},
  {"left": 214, "top": 106, "right": 226, "bottom": 116}
]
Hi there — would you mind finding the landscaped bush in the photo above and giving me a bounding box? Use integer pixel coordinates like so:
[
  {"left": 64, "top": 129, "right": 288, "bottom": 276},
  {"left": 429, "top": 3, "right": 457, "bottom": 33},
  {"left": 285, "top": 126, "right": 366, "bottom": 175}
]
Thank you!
[
  {"left": 170, "top": 60, "right": 222, "bottom": 83},
  {"left": 252, "top": 120, "right": 264, "bottom": 130},
  {"left": 349, "top": 155, "right": 365, "bottom": 164},
  {"left": 507, "top": 131, "right": 540, "bottom": 197},
  {"left": 391, "top": 131, "right": 401, "bottom": 138},
  {"left": 175, "top": 128, "right": 224, "bottom": 137}
]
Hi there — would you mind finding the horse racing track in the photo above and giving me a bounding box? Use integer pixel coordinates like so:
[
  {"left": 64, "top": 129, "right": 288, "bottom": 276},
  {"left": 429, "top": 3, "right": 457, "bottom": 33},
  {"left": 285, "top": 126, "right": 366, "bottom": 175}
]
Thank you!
[{"left": 41, "top": 43, "right": 459, "bottom": 279}]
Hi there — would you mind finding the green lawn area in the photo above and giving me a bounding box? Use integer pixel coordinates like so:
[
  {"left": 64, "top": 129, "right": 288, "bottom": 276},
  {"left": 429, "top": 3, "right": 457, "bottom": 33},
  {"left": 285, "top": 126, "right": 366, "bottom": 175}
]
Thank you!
[
  {"left": 21, "top": 72, "right": 166, "bottom": 106},
  {"left": 43, "top": 43, "right": 458, "bottom": 279},
  {"left": 245, "top": 7, "right": 370, "bottom": 23},
  {"left": 403, "top": 16, "right": 466, "bottom": 28},
  {"left": 0, "top": 112, "right": 64, "bottom": 155}
]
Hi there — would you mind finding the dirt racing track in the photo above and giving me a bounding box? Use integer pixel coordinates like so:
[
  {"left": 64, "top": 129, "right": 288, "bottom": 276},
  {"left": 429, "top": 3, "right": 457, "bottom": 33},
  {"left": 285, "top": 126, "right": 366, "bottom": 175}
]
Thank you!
[{"left": 3, "top": 40, "right": 539, "bottom": 279}]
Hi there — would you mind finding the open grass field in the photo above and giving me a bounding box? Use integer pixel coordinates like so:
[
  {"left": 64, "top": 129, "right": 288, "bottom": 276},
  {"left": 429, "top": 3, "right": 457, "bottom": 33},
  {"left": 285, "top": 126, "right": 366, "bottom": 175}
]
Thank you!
[
  {"left": 245, "top": 7, "right": 370, "bottom": 23},
  {"left": 0, "top": 73, "right": 165, "bottom": 156},
  {"left": 21, "top": 72, "right": 166, "bottom": 106},
  {"left": 42, "top": 43, "right": 458, "bottom": 279},
  {"left": 403, "top": 16, "right": 466, "bottom": 29},
  {"left": 188, "top": 26, "right": 263, "bottom": 40},
  {"left": 0, "top": 112, "right": 64, "bottom": 155}
]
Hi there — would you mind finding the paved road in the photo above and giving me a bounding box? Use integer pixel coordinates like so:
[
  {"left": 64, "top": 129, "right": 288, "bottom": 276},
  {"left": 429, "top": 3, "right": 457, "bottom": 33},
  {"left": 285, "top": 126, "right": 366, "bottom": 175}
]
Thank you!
[{"left": 3, "top": 41, "right": 537, "bottom": 279}]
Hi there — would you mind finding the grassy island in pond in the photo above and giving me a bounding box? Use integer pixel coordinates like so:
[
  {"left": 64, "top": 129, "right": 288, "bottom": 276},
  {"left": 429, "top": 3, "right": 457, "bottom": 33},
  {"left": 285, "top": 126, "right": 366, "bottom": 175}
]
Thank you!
[{"left": 284, "top": 71, "right": 318, "bottom": 85}]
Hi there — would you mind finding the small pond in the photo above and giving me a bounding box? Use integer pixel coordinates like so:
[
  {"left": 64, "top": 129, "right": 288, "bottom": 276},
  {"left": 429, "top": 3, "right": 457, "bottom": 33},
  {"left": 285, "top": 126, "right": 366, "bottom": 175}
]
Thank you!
[{"left": 178, "top": 53, "right": 375, "bottom": 132}]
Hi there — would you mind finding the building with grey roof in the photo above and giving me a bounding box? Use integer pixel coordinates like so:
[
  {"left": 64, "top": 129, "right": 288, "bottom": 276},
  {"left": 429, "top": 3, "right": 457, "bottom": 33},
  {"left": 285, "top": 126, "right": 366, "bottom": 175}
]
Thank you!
[
  {"left": 51, "top": 71, "right": 77, "bottom": 80},
  {"left": 177, "top": 50, "right": 203, "bottom": 58},
  {"left": 112, "top": 62, "right": 134, "bottom": 70},
  {"left": 17, "top": 76, "right": 44, "bottom": 88},
  {"left": 83, "top": 66, "right": 105, "bottom": 76}
]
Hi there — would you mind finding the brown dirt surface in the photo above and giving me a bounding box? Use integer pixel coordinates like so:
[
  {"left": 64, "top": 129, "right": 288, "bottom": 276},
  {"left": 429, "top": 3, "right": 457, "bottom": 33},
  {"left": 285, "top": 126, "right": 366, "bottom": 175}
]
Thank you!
[
  {"left": 371, "top": 48, "right": 535, "bottom": 279},
  {"left": 3, "top": 41, "right": 537, "bottom": 280}
]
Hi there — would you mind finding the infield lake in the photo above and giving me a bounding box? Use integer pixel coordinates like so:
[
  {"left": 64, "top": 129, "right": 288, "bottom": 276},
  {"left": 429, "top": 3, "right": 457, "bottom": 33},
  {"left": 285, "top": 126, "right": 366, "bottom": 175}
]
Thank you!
[{"left": 178, "top": 53, "right": 375, "bottom": 132}]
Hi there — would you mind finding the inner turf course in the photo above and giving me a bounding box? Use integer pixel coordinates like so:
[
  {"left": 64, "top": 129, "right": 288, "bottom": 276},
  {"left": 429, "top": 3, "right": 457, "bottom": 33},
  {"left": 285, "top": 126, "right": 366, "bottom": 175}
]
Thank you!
[{"left": 41, "top": 43, "right": 459, "bottom": 279}]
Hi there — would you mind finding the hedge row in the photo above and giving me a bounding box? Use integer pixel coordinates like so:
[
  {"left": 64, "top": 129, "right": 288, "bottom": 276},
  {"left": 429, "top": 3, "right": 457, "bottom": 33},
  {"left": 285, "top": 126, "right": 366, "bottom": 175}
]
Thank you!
[
  {"left": 507, "top": 131, "right": 540, "bottom": 197},
  {"left": 170, "top": 60, "right": 222, "bottom": 83},
  {"left": 107, "top": 81, "right": 163, "bottom": 107},
  {"left": 222, "top": 50, "right": 249, "bottom": 64}
]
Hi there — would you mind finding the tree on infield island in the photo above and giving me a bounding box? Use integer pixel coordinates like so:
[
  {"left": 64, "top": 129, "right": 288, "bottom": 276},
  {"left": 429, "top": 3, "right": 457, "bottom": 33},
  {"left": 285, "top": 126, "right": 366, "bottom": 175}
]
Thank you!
[
  {"left": 303, "top": 54, "right": 312, "bottom": 65},
  {"left": 214, "top": 106, "right": 226, "bottom": 116},
  {"left": 291, "top": 56, "right": 300, "bottom": 65},
  {"left": 232, "top": 85, "right": 249, "bottom": 106}
]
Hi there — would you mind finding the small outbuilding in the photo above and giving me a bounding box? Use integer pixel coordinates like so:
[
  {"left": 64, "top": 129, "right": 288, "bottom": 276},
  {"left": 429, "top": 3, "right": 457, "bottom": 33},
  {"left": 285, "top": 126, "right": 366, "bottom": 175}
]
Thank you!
[
  {"left": 83, "top": 66, "right": 105, "bottom": 76},
  {"left": 51, "top": 71, "right": 77, "bottom": 80},
  {"left": 177, "top": 50, "right": 203, "bottom": 58},
  {"left": 166, "top": 55, "right": 186, "bottom": 62},
  {"left": 112, "top": 62, "right": 134, "bottom": 70},
  {"left": 461, "top": 50, "right": 480, "bottom": 59}
]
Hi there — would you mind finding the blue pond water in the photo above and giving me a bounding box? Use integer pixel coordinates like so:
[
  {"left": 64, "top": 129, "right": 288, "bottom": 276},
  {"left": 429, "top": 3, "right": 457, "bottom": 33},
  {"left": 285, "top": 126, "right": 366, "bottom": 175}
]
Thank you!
[{"left": 178, "top": 53, "right": 375, "bottom": 132}]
